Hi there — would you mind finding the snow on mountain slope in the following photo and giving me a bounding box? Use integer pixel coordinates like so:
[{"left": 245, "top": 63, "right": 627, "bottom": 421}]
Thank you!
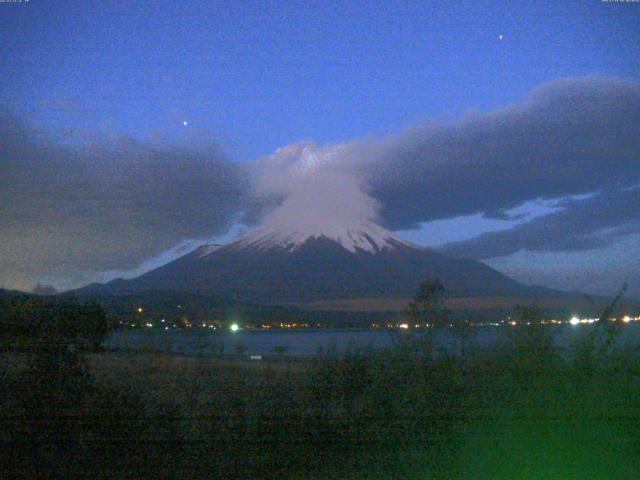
[
  {"left": 193, "top": 244, "right": 223, "bottom": 258},
  {"left": 75, "top": 217, "right": 547, "bottom": 304},
  {"left": 217, "top": 221, "right": 417, "bottom": 255}
]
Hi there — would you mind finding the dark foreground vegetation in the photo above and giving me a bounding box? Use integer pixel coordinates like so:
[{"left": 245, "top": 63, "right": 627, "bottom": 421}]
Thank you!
[
  {"left": 1, "top": 285, "right": 640, "bottom": 479},
  {"left": 1, "top": 329, "right": 639, "bottom": 478}
]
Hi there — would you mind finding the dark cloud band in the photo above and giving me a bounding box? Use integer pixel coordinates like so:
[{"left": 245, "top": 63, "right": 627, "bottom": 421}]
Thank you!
[
  {"left": 438, "top": 187, "right": 640, "bottom": 259},
  {"left": 0, "top": 110, "right": 248, "bottom": 289},
  {"left": 366, "top": 76, "right": 640, "bottom": 230}
]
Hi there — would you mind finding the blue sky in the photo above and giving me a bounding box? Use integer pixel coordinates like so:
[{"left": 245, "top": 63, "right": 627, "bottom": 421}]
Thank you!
[
  {"left": 3, "top": 0, "right": 639, "bottom": 159},
  {"left": 1, "top": 0, "right": 639, "bottom": 295}
]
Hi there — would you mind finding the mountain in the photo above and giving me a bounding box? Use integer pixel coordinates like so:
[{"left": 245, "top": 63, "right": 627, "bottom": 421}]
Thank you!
[
  {"left": 0, "top": 288, "right": 26, "bottom": 297},
  {"left": 77, "top": 221, "right": 560, "bottom": 306}
]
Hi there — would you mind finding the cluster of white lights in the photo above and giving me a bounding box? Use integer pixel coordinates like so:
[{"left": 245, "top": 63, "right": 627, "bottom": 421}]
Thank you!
[
  {"left": 125, "top": 320, "right": 226, "bottom": 329},
  {"left": 569, "top": 315, "right": 639, "bottom": 326},
  {"left": 127, "top": 312, "right": 639, "bottom": 331},
  {"left": 499, "top": 315, "right": 640, "bottom": 327}
]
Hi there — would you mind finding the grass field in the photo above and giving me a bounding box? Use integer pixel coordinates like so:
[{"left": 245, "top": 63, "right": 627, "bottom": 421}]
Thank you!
[{"left": 2, "top": 329, "right": 640, "bottom": 479}]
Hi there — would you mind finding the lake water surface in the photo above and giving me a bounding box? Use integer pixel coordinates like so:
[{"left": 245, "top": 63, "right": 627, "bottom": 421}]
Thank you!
[{"left": 104, "top": 323, "right": 640, "bottom": 357}]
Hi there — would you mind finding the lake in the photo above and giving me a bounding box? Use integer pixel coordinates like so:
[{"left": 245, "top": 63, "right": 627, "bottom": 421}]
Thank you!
[{"left": 103, "top": 323, "right": 640, "bottom": 357}]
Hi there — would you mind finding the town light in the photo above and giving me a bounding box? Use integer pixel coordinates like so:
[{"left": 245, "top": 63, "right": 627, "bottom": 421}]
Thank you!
[
  {"left": 570, "top": 317, "right": 580, "bottom": 326},
  {"left": 230, "top": 323, "right": 239, "bottom": 332}
]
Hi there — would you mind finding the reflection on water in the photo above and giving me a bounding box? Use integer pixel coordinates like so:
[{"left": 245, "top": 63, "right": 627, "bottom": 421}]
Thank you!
[{"left": 103, "top": 323, "right": 640, "bottom": 357}]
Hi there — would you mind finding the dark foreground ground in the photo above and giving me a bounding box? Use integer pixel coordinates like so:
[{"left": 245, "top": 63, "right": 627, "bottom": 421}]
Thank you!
[{"left": 1, "top": 328, "right": 640, "bottom": 479}]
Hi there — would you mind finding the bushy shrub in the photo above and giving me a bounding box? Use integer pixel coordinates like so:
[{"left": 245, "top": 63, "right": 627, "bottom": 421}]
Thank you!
[{"left": 0, "top": 297, "right": 113, "bottom": 351}]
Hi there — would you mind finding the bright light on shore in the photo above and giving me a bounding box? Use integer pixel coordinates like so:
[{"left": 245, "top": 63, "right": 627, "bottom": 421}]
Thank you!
[
  {"left": 623, "top": 316, "right": 631, "bottom": 323},
  {"left": 570, "top": 317, "right": 580, "bottom": 326},
  {"left": 230, "top": 323, "right": 239, "bottom": 332}
]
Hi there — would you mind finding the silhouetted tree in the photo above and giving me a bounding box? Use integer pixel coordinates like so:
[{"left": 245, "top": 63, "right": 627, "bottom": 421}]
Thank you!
[
  {"left": 576, "top": 283, "right": 629, "bottom": 371},
  {"left": 393, "top": 278, "right": 450, "bottom": 359},
  {"left": 0, "top": 297, "right": 112, "bottom": 351},
  {"left": 407, "top": 278, "right": 449, "bottom": 328},
  {"left": 593, "top": 282, "right": 627, "bottom": 354}
]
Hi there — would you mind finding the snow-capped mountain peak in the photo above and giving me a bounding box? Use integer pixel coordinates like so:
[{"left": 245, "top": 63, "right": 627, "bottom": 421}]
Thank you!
[
  {"left": 222, "top": 221, "right": 418, "bottom": 254},
  {"left": 77, "top": 217, "right": 529, "bottom": 304}
]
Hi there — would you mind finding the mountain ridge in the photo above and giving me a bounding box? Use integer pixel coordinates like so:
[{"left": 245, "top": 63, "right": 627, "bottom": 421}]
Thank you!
[{"left": 76, "top": 223, "right": 566, "bottom": 305}]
